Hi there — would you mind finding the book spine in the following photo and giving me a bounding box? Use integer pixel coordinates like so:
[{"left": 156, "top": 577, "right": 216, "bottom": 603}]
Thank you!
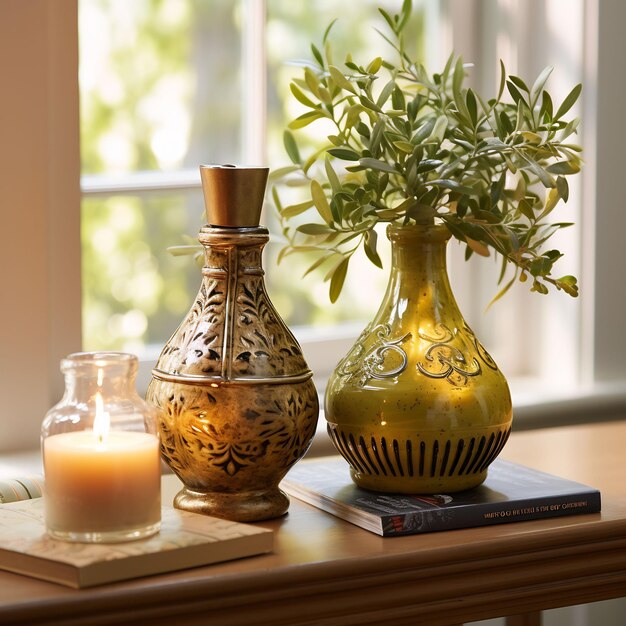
[
  {"left": 0, "top": 476, "right": 43, "bottom": 504},
  {"left": 380, "top": 491, "right": 601, "bottom": 536}
]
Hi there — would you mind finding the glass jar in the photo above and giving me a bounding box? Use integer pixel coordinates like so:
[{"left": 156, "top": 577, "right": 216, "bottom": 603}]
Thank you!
[{"left": 41, "top": 352, "right": 161, "bottom": 543}]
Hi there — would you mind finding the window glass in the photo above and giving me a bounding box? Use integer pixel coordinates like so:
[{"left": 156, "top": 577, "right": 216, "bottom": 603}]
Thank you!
[
  {"left": 80, "top": 0, "right": 432, "bottom": 350},
  {"left": 265, "top": 0, "right": 430, "bottom": 327},
  {"left": 80, "top": 0, "right": 241, "bottom": 351},
  {"left": 82, "top": 191, "right": 203, "bottom": 350},
  {"left": 80, "top": 0, "right": 242, "bottom": 175}
]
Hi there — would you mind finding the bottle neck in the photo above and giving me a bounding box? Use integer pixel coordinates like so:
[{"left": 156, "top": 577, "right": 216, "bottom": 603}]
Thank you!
[
  {"left": 390, "top": 225, "right": 450, "bottom": 277},
  {"left": 199, "top": 226, "right": 268, "bottom": 272},
  {"left": 375, "top": 224, "right": 462, "bottom": 327}
]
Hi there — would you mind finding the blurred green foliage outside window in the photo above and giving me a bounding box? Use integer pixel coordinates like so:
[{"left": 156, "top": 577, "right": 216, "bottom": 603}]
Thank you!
[{"left": 80, "top": 0, "right": 428, "bottom": 351}]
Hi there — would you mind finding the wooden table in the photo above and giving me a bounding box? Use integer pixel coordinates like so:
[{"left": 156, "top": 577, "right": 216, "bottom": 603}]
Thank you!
[{"left": 0, "top": 421, "right": 625, "bottom": 626}]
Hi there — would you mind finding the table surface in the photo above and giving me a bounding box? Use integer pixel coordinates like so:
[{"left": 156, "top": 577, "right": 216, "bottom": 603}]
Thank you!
[{"left": 1, "top": 421, "right": 625, "bottom": 626}]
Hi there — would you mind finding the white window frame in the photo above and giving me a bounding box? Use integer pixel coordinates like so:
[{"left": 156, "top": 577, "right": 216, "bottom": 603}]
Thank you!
[{"left": 2, "top": 0, "right": 626, "bottom": 455}]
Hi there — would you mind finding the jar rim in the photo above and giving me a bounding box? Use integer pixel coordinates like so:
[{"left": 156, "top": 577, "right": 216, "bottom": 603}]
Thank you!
[{"left": 61, "top": 352, "right": 138, "bottom": 374}]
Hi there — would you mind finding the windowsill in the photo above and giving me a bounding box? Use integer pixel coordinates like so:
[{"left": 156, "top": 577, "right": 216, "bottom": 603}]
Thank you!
[{"left": 4, "top": 381, "right": 625, "bottom": 480}]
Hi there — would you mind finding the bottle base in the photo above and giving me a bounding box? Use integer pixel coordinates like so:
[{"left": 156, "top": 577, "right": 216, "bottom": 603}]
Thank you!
[{"left": 174, "top": 486, "right": 289, "bottom": 522}]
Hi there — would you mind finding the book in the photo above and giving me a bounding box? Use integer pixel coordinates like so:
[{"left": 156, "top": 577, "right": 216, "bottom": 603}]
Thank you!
[
  {"left": 0, "top": 476, "right": 43, "bottom": 504},
  {"left": 0, "top": 498, "right": 273, "bottom": 588},
  {"left": 281, "top": 457, "right": 601, "bottom": 536}
]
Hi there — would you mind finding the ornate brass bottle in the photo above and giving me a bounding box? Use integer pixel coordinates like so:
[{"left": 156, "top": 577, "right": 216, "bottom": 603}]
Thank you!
[
  {"left": 325, "top": 224, "right": 512, "bottom": 493},
  {"left": 147, "top": 165, "right": 319, "bottom": 522}
]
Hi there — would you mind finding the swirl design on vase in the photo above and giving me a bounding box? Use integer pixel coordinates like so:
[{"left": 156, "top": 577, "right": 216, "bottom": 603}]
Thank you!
[
  {"left": 463, "top": 323, "right": 499, "bottom": 370},
  {"left": 337, "top": 324, "right": 411, "bottom": 387},
  {"left": 417, "top": 324, "right": 482, "bottom": 387}
]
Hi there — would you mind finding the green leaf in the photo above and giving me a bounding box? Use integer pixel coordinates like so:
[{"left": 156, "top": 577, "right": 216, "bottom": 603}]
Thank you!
[
  {"left": 327, "top": 147, "right": 360, "bottom": 161},
  {"left": 531, "top": 279, "right": 549, "bottom": 295},
  {"left": 289, "top": 83, "right": 317, "bottom": 108},
  {"left": 168, "top": 244, "right": 202, "bottom": 257},
  {"left": 497, "top": 59, "right": 506, "bottom": 101},
  {"left": 411, "top": 117, "right": 436, "bottom": 144},
  {"left": 540, "top": 91, "right": 554, "bottom": 119},
  {"left": 518, "top": 198, "right": 535, "bottom": 220},
  {"left": 329, "top": 257, "right": 349, "bottom": 302},
  {"left": 398, "top": 0, "right": 413, "bottom": 32},
  {"left": 272, "top": 186, "right": 283, "bottom": 213},
  {"left": 283, "top": 131, "right": 301, "bottom": 165},
  {"left": 488, "top": 276, "right": 517, "bottom": 308},
  {"left": 429, "top": 179, "right": 475, "bottom": 195},
  {"left": 393, "top": 140, "right": 415, "bottom": 154},
  {"left": 281, "top": 200, "right": 314, "bottom": 218},
  {"left": 377, "top": 79, "right": 396, "bottom": 107},
  {"left": 556, "top": 175, "right": 569, "bottom": 202},
  {"left": 324, "top": 156, "right": 341, "bottom": 193},
  {"left": 268, "top": 165, "right": 299, "bottom": 181},
  {"left": 531, "top": 66, "right": 553, "bottom": 103},
  {"left": 466, "top": 238, "right": 490, "bottom": 257},
  {"left": 509, "top": 75, "right": 530, "bottom": 93},
  {"left": 311, "top": 43, "right": 324, "bottom": 68},
  {"left": 520, "top": 153, "right": 556, "bottom": 188},
  {"left": 304, "top": 67, "right": 321, "bottom": 97},
  {"left": 322, "top": 18, "right": 338, "bottom": 44},
  {"left": 311, "top": 179, "right": 333, "bottom": 223},
  {"left": 546, "top": 160, "right": 581, "bottom": 175},
  {"left": 364, "top": 229, "right": 383, "bottom": 268},
  {"left": 359, "top": 157, "right": 398, "bottom": 174},
  {"left": 296, "top": 223, "right": 333, "bottom": 235},
  {"left": 452, "top": 56, "right": 464, "bottom": 101},
  {"left": 367, "top": 56, "right": 383, "bottom": 74},
  {"left": 554, "top": 83, "right": 582, "bottom": 120},
  {"left": 507, "top": 81, "right": 525, "bottom": 105},
  {"left": 555, "top": 275, "right": 579, "bottom": 297},
  {"left": 317, "top": 86, "right": 332, "bottom": 104},
  {"left": 416, "top": 159, "right": 443, "bottom": 173},
  {"left": 288, "top": 110, "right": 326, "bottom": 130},
  {"left": 328, "top": 65, "right": 356, "bottom": 93},
  {"left": 499, "top": 111, "right": 513, "bottom": 135},
  {"left": 466, "top": 88, "right": 478, "bottom": 126},
  {"left": 539, "top": 187, "right": 561, "bottom": 219},
  {"left": 378, "top": 8, "right": 396, "bottom": 32},
  {"left": 303, "top": 252, "right": 337, "bottom": 277},
  {"left": 429, "top": 115, "right": 448, "bottom": 143}
]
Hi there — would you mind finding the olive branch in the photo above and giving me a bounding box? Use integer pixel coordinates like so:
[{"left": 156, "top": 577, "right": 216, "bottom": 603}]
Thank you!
[{"left": 272, "top": 0, "right": 582, "bottom": 303}]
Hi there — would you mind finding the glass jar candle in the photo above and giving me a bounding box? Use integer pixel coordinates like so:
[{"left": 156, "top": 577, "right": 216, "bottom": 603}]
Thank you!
[{"left": 41, "top": 352, "right": 161, "bottom": 543}]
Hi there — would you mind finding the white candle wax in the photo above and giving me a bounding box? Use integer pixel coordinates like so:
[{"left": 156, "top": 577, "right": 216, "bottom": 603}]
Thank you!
[{"left": 44, "top": 429, "right": 161, "bottom": 539}]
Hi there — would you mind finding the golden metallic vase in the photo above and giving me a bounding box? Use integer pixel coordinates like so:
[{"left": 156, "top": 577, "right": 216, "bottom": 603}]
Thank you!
[
  {"left": 147, "top": 165, "right": 319, "bottom": 522},
  {"left": 325, "top": 224, "right": 513, "bottom": 494}
]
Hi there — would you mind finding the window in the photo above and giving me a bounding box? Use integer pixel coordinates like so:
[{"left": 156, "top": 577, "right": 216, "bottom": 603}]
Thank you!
[{"left": 2, "top": 0, "right": 626, "bottom": 454}]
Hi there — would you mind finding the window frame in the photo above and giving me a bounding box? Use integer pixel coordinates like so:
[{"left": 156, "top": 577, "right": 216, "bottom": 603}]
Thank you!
[{"left": 2, "top": 0, "right": 626, "bottom": 455}]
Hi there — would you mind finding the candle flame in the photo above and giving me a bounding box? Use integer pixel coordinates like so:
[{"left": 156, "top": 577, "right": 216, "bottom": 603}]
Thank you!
[{"left": 93, "top": 392, "right": 110, "bottom": 444}]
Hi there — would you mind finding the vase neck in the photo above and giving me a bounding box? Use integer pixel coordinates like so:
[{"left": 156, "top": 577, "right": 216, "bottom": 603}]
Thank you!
[
  {"left": 198, "top": 225, "right": 267, "bottom": 273},
  {"left": 389, "top": 223, "right": 450, "bottom": 275},
  {"left": 372, "top": 224, "right": 463, "bottom": 332}
]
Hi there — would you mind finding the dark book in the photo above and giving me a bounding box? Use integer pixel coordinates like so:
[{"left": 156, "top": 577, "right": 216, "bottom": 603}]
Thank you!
[{"left": 281, "top": 457, "right": 601, "bottom": 536}]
